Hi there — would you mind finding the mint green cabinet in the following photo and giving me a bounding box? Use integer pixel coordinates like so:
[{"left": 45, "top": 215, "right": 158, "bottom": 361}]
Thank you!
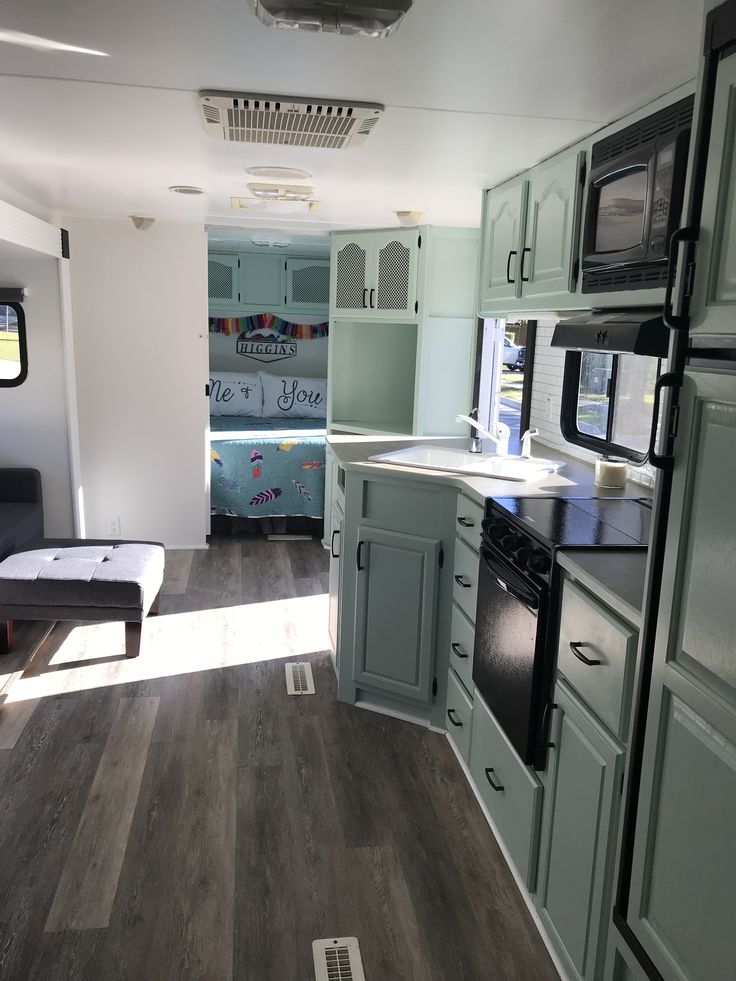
[
  {"left": 328, "top": 499, "right": 343, "bottom": 670},
  {"left": 689, "top": 54, "right": 736, "bottom": 338},
  {"left": 208, "top": 253, "right": 240, "bottom": 307},
  {"left": 523, "top": 151, "right": 585, "bottom": 299},
  {"left": 479, "top": 177, "right": 528, "bottom": 306},
  {"left": 536, "top": 681, "right": 624, "bottom": 981},
  {"left": 353, "top": 524, "right": 440, "bottom": 704},
  {"left": 240, "top": 253, "right": 283, "bottom": 309},
  {"left": 627, "top": 369, "right": 736, "bottom": 981},
  {"left": 330, "top": 229, "right": 419, "bottom": 321},
  {"left": 285, "top": 257, "right": 330, "bottom": 310}
]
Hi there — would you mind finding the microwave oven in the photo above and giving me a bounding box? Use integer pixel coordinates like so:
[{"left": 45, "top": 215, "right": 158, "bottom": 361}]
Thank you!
[{"left": 581, "top": 94, "right": 694, "bottom": 294}]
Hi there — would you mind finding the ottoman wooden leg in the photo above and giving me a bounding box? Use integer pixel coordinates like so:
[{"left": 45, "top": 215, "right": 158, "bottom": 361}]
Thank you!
[
  {"left": 125, "top": 621, "right": 142, "bottom": 659},
  {"left": 0, "top": 619, "right": 13, "bottom": 655},
  {"left": 149, "top": 589, "right": 161, "bottom": 616}
]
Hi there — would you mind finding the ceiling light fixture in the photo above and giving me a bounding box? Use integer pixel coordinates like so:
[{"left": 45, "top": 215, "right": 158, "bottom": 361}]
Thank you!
[
  {"left": 231, "top": 196, "right": 322, "bottom": 213},
  {"left": 169, "top": 185, "right": 206, "bottom": 195},
  {"left": 247, "top": 182, "right": 315, "bottom": 201},
  {"left": 395, "top": 209, "right": 424, "bottom": 227},
  {"left": 246, "top": 0, "right": 412, "bottom": 37},
  {"left": 245, "top": 166, "right": 313, "bottom": 180}
]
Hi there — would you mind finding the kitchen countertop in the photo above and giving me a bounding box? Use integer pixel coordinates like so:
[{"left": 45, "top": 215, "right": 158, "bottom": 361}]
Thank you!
[
  {"left": 556, "top": 548, "right": 648, "bottom": 627},
  {"left": 327, "top": 434, "right": 652, "bottom": 624}
]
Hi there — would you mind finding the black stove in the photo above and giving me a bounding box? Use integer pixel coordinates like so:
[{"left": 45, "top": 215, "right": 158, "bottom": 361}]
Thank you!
[{"left": 473, "top": 496, "right": 651, "bottom": 770}]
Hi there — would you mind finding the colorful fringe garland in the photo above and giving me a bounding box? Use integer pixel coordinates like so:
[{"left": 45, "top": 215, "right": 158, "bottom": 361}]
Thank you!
[{"left": 209, "top": 313, "right": 328, "bottom": 339}]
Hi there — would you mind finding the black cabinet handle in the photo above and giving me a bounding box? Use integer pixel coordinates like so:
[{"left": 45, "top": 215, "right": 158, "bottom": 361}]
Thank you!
[
  {"left": 542, "top": 701, "right": 558, "bottom": 749},
  {"left": 457, "top": 516, "right": 474, "bottom": 528},
  {"left": 663, "top": 224, "right": 698, "bottom": 332},
  {"left": 369, "top": 287, "right": 375, "bottom": 308},
  {"left": 454, "top": 575, "right": 472, "bottom": 588},
  {"left": 451, "top": 642, "right": 468, "bottom": 659},
  {"left": 648, "top": 372, "right": 680, "bottom": 471},
  {"left": 356, "top": 540, "right": 365, "bottom": 571},
  {"left": 485, "top": 767, "right": 504, "bottom": 792},
  {"left": 506, "top": 250, "right": 517, "bottom": 284},
  {"left": 330, "top": 529, "right": 340, "bottom": 559},
  {"left": 520, "top": 246, "right": 531, "bottom": 282},
  {"left": 447, "top": 709, "right": 463, "bottom": 728},
  {"left": 569, "top": 641, "right": 601, "bottom": 666},
  {"left": 362, "top": 287, "right": 368, "bottom": 309}
]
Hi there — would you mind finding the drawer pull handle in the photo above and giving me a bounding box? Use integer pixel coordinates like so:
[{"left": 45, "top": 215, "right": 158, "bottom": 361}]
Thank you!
[
  {"left": 485, "top": 767, "right": 504, "bottom": 792},
  {"left": 570, "top": 641, "right": 601, "bottom": 666},
  {"left": 330, "top": 529, "right": 340, "bottom": 559},
  {"left": 455, "top": 575, "right": 472, "bottom": 588},
  {"left": 356, "top": 540, "right": 365, "bottom": 571},
  {"left": 447, "top": 709, "right": 463, "bottom": 728},
  {"left": 457, "top": 516, "right": 475, "bottom": 527},
  {"left": 451, "top": 642, "right": 468, "bottom": 659}
]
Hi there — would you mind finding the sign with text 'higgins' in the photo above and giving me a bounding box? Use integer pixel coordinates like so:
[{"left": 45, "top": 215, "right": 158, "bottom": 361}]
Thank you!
[{"left": 237, "top": 327, "right": 296, "bottom": 364}]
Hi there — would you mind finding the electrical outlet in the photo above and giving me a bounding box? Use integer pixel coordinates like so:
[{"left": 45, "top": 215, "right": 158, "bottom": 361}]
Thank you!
[{"left": 110, "top": 517, "right": 121, "bottom": 536}]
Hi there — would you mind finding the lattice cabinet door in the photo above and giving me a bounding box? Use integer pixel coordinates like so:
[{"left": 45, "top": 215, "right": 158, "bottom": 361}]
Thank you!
[
  {"left": 372, "top": 230, "right": 420, "bottom": 319},
  {"left": 285, "top": 258, "right": 330, "bottom": 312},
  {"left": 208, "top": 253, "right": 240, "bottom": 307},
  {"left": 331, "top": 235, "right": 372, "bottom": 316}
]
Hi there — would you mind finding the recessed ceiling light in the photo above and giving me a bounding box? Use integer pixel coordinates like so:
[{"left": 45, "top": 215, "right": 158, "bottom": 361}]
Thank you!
[
  {"left": 396, "top": 209, "right": 424, "bottom": 227},
  {"left": 169, "top": 185, "right": 206, "bottom": 195},
  {"left": 245, "top": 166, "right": 313, "bottom": 181}
]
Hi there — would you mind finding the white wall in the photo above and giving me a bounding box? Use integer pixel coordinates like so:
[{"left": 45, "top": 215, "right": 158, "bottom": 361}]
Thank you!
[
  {"left": 530, "top": 322, "right": 655, "bottom": 489},
  {"left": 0, "top": 254, "right": 75, "bottom": 535},
  {"left": 67, "top": 218, "right": 209, "bottom": 548}
]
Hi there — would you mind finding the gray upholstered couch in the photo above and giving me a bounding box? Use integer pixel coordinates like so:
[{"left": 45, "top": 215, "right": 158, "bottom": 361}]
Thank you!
[{"left": 0, "top": 468, "right": 44, "bottom": 561}]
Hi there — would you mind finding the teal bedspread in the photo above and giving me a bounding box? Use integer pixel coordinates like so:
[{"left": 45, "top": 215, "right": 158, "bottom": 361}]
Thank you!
[{"left": 210, "top": 417, "right": 326, "bottom": 519}]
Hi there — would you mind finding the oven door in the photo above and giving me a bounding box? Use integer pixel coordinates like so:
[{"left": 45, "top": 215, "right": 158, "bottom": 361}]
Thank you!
[{"left": 472, "top": 544, "right": 549, "bottom": 768}]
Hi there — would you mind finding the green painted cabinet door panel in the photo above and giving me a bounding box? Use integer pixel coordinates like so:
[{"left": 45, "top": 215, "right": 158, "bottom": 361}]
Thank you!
[
  {"left": 240, "top": 253, "right": 283, "bottom": 308},
  {"left": 690, "top": 52, "right": 736, "bottom": 337},
  {"left": 353, "top": 524, "right": 440, "bottom": 704},
  {"left": 331, "top": 233, "right": 372, "bottom": 317},
  {"left": 628, "top": 370, "right": 736, "bottom": 981},
  {"left": 479, "top": 178, "right": 528, "bottom": 308},
  {"left": 208, "top": 253, "right": 240, "bottom": 306},
  {"left": 523, "top": 150, "right": 585, "bottom": 299},
  {"left": 285, "top": 258, "right": 330, "bottom": 311},
  {"left": 371, "top": 230, "right": 420, "bottom": 320},
  {"left": 328, "top": 500, "right": 343, "bottom": 666},
  {"left": 537, "top": 682, "right": 624, "bottom": 981}
]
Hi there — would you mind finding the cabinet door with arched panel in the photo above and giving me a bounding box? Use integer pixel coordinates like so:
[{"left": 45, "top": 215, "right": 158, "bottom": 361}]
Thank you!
[
  {"left": 331, "top": 234, "right": 372, "bottom": 316},
  {"left": 372, "top": 230, "right": 420, "bottom": 319},
  {"left": 479, "top": 178, "right": 528, "bottom": 309}
]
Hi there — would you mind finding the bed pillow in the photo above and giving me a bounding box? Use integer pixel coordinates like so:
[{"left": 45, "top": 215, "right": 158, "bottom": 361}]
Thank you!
[
  {"left": 209, "top": 372, "right": 263, "bottom": 417},
  {"left": 260, "top": 371, "right": 327, "bottom": 419}
]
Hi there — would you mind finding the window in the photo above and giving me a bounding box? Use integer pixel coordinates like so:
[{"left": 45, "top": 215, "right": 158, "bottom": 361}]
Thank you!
[
  {"left": 561, "top": 349, "right": 660, "bottom": 462},
  {"left": 0, "top": 303, "right": 27, "bottom": 387},
  {"left": 474, "top": 319, "right": 536, "bottom": 454}
]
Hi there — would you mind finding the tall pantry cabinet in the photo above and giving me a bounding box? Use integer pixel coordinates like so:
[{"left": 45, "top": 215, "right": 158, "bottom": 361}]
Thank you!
[{"left": 327, "top": 225, "right": 480, "bottom": 437}]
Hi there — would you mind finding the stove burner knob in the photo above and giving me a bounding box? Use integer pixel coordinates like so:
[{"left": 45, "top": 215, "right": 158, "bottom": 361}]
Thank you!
[
  {"left": 486, "top": 521, "right": 506, "bottom": 541},
  {"left": 516, "top": 546, "right": 532, "bottom": 569},
  {"left": 528, "top": 549, "right": 551, "bottom": 575},
  {"left": 500, "top": 533, "right": 520, "bottom": 553}
]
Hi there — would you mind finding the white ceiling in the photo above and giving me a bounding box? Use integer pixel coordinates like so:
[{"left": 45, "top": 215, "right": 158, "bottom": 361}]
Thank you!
[{"left": 0, "top": 0, "right": 703, "bottom": 236}]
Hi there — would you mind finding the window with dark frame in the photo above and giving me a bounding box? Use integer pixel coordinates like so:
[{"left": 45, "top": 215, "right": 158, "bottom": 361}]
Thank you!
[
  {"left": 560, "top": 349, "right": 660, "bottom": 463},
  {"left": 0, "top": 301, "right": 28, "bottom": 388},
  {"left": 472, "top": 319, "right": 537, "bottom": 455}
]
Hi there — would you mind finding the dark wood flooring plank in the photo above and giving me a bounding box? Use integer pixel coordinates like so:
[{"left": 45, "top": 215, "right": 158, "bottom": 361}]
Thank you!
[
  {"left": 162, "top": 548, "right": 194, "bottom": 596},
  {"left": 241, "top": 539, "right": 296, "bottom": 603},
  {"left": 0, "top": 698, "right": 40, "bottom": 750},
  {"left": 45, "top": 696, "right": 159, "bottom": 932}
]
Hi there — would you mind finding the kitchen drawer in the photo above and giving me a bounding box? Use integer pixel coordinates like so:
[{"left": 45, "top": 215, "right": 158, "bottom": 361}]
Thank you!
[
  {"left": 449, "top": 602, "right": 475, "bottom": 695},
  {"left": 446, "top": 667, "right": 473, "bottom": 764},
  {"left": 469, "top": 690, "right": 542, "bottom": 889},
  {"left": 453, "top": 536, "right": 480, "bottom": 623},
  {"left": 455, "top": 493, "right": 484, "bottom": 552},
  {"left": 557, "top": 578, "right": 637, "bottom": 740}
]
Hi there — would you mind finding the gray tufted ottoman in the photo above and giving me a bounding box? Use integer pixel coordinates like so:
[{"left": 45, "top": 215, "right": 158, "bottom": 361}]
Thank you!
[{"left": 0, "top": 540, "right": 165, "bottom": 658}]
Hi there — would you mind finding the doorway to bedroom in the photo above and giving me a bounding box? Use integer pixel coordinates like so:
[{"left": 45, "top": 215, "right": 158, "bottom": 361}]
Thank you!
[{"left": 206, "top": 229, "right": 331, "bottom": 540}]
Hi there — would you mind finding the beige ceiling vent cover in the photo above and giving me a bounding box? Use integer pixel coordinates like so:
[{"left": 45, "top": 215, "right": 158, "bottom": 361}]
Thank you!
[{"left": 200, "top": 91, "right": 383, "bottom": 148}]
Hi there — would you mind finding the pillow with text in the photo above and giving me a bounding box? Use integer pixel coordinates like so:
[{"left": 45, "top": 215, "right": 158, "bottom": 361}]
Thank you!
[
  {"left": 260, "top": 372, "right": 327, "bottom": 419},
  {"left": 209, "top": 372, "right": 263, "bottom": 416}
]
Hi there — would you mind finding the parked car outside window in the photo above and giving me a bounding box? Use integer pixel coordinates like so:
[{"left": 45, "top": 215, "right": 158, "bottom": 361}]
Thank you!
[{"left": 502, "top": 336, "right": 525, "bottom": 370}]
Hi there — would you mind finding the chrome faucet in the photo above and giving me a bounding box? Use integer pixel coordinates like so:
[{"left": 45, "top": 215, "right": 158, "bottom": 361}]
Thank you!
[
  {"left": 520, "top": 427, "right": 539, "bottom": 459},
  {"left": 456, "top": 409, "right": 510, "bottom": 455}
]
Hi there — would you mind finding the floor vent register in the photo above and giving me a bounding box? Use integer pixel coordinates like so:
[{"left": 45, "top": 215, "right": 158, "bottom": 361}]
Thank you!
[
  {"left": 312, "top": 937, "right": 366, "bottom": 981},
  {"left": 285, "top": 661, "right": 316, "bottom": 695}
]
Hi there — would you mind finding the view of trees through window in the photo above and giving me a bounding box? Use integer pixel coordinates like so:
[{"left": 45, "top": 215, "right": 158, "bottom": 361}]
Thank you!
[{"left": 576, "top": 350, "right": 659, "bottom": 455}]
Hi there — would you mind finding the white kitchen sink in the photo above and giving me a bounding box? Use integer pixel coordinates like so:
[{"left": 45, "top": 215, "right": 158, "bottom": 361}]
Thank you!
[{"left": 367, "top": 445, "right": 564, "bottom": 481}]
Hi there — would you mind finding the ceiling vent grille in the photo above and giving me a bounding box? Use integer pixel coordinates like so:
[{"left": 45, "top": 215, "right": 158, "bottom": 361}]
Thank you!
[{"left": 200, "top": 91, "right": 383, "bottom": 148}]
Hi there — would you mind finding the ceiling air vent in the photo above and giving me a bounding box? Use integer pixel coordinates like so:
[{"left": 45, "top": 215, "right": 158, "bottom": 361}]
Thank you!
[{"left": 199, "top": 91, "right": 384, "bottom": 149}]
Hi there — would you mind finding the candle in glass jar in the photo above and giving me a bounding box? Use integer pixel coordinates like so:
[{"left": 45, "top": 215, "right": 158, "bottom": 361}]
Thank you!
[{"left": 595, "top": 457, "right": 627, "bottom": 488}]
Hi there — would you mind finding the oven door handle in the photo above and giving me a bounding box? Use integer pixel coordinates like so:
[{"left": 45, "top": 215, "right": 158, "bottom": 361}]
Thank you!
[{"left": 493, "top": 573, "right": 539, "bottom": 611}]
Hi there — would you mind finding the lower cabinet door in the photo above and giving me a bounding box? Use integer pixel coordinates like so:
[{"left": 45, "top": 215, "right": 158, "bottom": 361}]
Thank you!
[
  {"left": 469, "top": 690, "right": 542, "bottom": 889},
  {"left": 445, "top": 667, "right": 473, "bottom": 764},
  {"left": 353, "top": 524, "right": 440, "bottom": 704},
  {"left": 328, "top": 502, "right": 343, "bottom": 666},
  {"left": 536, "top": 681, "right": 625, "bottom": 981}
]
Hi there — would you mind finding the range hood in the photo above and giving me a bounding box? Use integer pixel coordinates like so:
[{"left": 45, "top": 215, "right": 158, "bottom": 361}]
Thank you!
[{"left": 551, "top": 310, "right": 670, "bottom": 358}]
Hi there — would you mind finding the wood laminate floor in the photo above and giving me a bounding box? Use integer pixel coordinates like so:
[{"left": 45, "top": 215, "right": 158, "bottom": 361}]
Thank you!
[{"left": 0, "top": 535, "right": 560, "bottom": 981}]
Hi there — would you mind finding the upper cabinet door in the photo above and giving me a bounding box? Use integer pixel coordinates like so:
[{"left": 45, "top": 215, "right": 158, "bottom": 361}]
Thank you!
[
  {"left": 285, "top": 258, "right": 330, "bottom": 311},
  {"left": 479, "top": 178, "right": 528, "bottom": 309},
  {"left": 331, "top": 234, "right": 372, "bottom": 317},
  {"left": 690, "top": 54, "right": 736, "bottom": 337},
  {"left": 522, "top": 150, "right": 585, "bottom": 299},
  {"left": 240, "top": 253, "right": 283, "bottom": 309},
  {"left": 371, "top": 230, "right": 420, "bottom": 320},
  {"left": 208, "top": 254, "right": 240, "bottom": 307}
]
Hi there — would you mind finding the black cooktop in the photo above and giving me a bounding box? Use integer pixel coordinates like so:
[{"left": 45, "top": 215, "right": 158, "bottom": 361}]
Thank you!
[{"left": 489, "top": 496, "right": 652, "bottom": 549}]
